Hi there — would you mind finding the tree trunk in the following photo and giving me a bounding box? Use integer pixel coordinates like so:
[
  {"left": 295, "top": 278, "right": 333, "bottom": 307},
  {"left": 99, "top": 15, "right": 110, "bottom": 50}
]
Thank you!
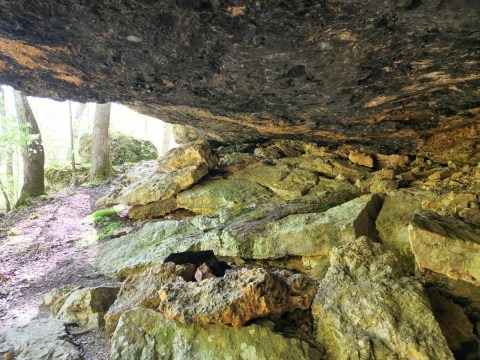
[
  {"left": 14, "top": 90, "right": 45, "bottom": 203},
  {"left": 161, "top": 123, "right": 172, "bottom": 155},
  {"left": 89, "top": 103, "right": 113, "bottom": 181},
  {"left": 0, "top": 178, "right": 11, "bottom": 212}
]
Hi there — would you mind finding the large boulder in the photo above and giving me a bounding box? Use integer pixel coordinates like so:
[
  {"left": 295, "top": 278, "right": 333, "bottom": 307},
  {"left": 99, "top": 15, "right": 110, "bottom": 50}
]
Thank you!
[
  {"left": 96, "top": 220, "right": 218, "bottom": 279},
  {"left": 79, "top": 132, "right": 158, "bottom": 165},
  {"left": 157, "top": 267, "right": 316, "bottom": 327},
  {"left": 53, "top": 285, "right": 120, "bottom": 330},
  {"left": 0, "top": 318, "right": 81, "bottom": 360},
  {"left": 110, "top": 308, "right": 322, "bottom": 360},
  {"left": 96, "top": 140, "right": 217, "bottom": 207},
  {"left": 409, "top": 210, "right": 480, "bottom": 286},
  {"left": 104, "top": 262, "right": 196, "bottom": 333},
  {"left": 202, "top": 194, "right": 382, "bottom": 278},
  {"left": 312, "top": 237, "right": 453, "bottom": 360}
]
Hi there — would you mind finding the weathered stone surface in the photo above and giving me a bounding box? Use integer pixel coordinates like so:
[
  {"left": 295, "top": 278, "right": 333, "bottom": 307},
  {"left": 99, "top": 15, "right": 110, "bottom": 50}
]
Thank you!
[
  {"left": 426, "top": 288, "right": 480, "bottom": 359},
  {"left": 55, "top": 286, "right": 120, "bottom": 329},
  {"left": 127, "top": 197, "right": 177, "bottom": 220},
  {"left": 104, "top": 262, "right": 192, "bottom": 334},
  {"left": 79, "top": 132, "right": 158, "bottom": 165},
  {"left": 204, "top": 195, "right": 382, "bottom": 276},
  {"left": 348, "top": 151, "right": 374, "bottom": 168},
  {"left": 1, "top": 1, "right": 478, "bottom": 159},
  {"left": 96, "top": 140, "right": 216, "bottom": 207},
  {"left": 176, "top": 178, "right": 276, "bottom": 219},
  {"left": 157, "top": 267, "right": 315, "bottom": 327},
  {"left": 376, "top": 189, "right": 436, "bottom": 272},
  {"left": 96, "top": 220, "right": 218, "bottom": 279},
  {"left": 375, "top": 153, "right": 410, "bottom": 169},
  {"left": 111, "top": 308, "right": 322, "bottom": 360},
  {"left": 312, "top": 237, "right": 453, "bottom": 360},
  {"left": 409, "top": 210, "right": 480, "bottom": 286},
  {"left": 229, "top": 163, "right": 318, "bottom": 200},
  {"left": 0, "top": 318, "right": 81, "bottom": 360},
  {"left": 216, "top": 152, "right": 259, "bottom": 173},
  {"left": 299, "top": 157, "right": 368, "bottom": 182},
  {"left": 44, "top": 285, "right": 80, "bottom": 317}
]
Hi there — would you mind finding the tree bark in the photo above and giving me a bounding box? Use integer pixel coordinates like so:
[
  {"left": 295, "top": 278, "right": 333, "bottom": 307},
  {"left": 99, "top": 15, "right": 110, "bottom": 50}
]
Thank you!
[
  {"left": 89, "top": 103, "right": 113, "bottom": 181},
  {"left": 14, "top": 90, "right": 45, "bottom": 203},
  {"left": 0, "top": 87, "right": 11, "bottom": 212},
  {"left": 0, "top": 178, "right": 11, "bottom": 212}
]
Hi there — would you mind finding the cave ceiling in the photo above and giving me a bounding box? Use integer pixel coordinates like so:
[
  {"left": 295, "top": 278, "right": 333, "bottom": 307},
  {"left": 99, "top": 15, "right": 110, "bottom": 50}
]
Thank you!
[{"left": 0, "top": 0, "right": 479, "bottom": 157}]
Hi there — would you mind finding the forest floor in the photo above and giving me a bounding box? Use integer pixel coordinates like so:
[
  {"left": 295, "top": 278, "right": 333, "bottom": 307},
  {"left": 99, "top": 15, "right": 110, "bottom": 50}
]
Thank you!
[{"left": 0, "top": 180, "right": 128, "bottom": 360}]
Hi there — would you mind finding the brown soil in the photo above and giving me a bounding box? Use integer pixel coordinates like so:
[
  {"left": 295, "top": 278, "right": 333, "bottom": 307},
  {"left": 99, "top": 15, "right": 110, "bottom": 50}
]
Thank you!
[{"left": 0, "top": 180, "right": 130, "bottom": 359}]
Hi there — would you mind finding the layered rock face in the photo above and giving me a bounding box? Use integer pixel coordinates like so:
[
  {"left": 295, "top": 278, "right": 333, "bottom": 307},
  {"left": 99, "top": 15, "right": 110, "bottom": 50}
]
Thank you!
[{"left": 0, "top": 1, "right": 479, "bottom": 158}]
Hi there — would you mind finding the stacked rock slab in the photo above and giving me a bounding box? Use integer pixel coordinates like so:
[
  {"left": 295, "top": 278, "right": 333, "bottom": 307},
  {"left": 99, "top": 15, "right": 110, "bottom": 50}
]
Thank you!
[
  {"left": 96, "top": 140, "right": 217, "bottom": 208},
  {"left": 312, "top": 237, "right": 453, "bottom": 360}
]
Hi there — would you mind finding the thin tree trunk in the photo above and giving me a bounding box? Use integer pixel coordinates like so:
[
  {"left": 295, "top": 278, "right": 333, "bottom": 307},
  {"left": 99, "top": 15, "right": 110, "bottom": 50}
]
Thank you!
[
  {"left": 89, "top": 103, "right": 113, "bottom": 181},
  {"left": 14, "top": 90, "right": 45, "bottom": 203},
  {"left": 0, "top": 178, "right": 11, "bottom": 212},
  {"left": 68, "top": 101, "right": 79, "bottom": 186},
  {"left": 161, "top": 123, "right": 172, "bottom": 155}
]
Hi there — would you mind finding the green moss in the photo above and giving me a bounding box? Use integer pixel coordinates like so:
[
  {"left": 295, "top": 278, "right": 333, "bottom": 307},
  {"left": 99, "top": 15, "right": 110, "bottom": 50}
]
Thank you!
[{"left": 92, "top": 208, "right": 121, "bottom": 240}]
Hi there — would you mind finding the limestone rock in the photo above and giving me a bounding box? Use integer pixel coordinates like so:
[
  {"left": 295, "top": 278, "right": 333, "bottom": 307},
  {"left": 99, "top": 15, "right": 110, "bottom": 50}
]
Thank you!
[
  {"left": 205, "top": 194, "right": 382, "bottom": 277},
  {"left": 104, "top": 262, "right": 192, "bottom": 333},
  {"left": 96, "top": 220, "right": 218, "bottom": 279},
  {"left": 127, "top": 197, "right": 177, "bottom": 219},
  {"left": 229, "top": 163, "right": 318, "bottom": 200},
  {"left": 216, "top": 152, "right": 258, "bottom": 173},
  {"left": 426, "top": 288, "right": 480, "bottom": 358},
  {"left": 157, "top": 267, "right": 316, "bottom": 327},
  {"left": 111, "top": 308, "right": 322, "bottom": 360},
  {"left": 176, "top": 178, "right": 276, "bottom": 219},
  {"left": 55, "top": 285, "right": 120, "bottom": 329},
  {"left": 96, "top": 140, "right": 216, "bottom": 207},
  {"left": 409, "top": 210, "right": 480, "bottom": 286},
  {"left": 375, "top": 153, "right": 410, "bottom": 169},
  {"left": 348, "top": 151, "right": 374, "bottom": 168},
  {"left": 312, "top": 237, "right": 453, "bottom": 360},
  {"left": 299, "top": 156, "right": 369, "bottom": 182},
  {"left": 44, "top": 285, "right": 81, "bottom": 317},
  {"left": 376, "top": 189, "right": 436, "bottom": 272},
  {"left": 0, "top": 318, "right": 81, "bottom": 360},
  {"left": 194, "top": 263, "right": 216, "bottom": 282}
]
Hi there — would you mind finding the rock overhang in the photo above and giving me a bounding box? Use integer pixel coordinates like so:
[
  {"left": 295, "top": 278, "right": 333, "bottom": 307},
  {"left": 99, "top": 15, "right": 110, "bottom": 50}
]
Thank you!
[{"left": 0, "top": 0, "right": 478, "bottom": 158}]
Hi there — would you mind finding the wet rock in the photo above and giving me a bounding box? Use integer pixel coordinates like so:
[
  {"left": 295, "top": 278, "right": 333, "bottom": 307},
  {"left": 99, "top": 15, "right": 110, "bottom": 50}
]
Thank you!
[
  {"left": 0, "top": 318, "right": 81, "bottom": 360},
  {"left": 312, "top": 237, "right": 453, "bottom": 360},
  {"left": 96, "top": 140, "right": 216, "bottom": 207},
  {"left": 111, "top": 308, "right": 322, "bottom": 360},
  {"left": 104, "top": 262, "right": 193, "bottom": 333},
  {"left": 409, "top": 210, "right": 480, "bottom": 286},
  {"left": 157, "top": 267, "right": 316, "bottom": 327},
  {"left": 54, "top": 285, "right": 120, "bottom": 330},
  {"left": 426, "top": 288, "right": 480, "bottom": 358},
  {"left": 127, "top": 197, "right": 177, "bottom": 219}
]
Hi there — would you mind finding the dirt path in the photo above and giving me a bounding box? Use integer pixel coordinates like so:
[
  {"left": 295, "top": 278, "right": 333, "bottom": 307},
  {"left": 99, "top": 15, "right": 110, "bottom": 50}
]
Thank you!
[{"left": 0, "top": 182, "right": 125, "bottom": 359}]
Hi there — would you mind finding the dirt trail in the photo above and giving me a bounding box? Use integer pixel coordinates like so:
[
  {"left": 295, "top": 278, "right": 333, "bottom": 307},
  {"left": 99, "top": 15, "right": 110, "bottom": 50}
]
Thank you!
[{"left": 0, "top": 183, "right": 122, "bottom": 359}]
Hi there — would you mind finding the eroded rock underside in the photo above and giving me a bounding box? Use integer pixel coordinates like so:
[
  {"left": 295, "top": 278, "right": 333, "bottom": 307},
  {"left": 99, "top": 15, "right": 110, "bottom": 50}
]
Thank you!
[{"left": 0, "top": 0, "right": 479, "bottom": 158}]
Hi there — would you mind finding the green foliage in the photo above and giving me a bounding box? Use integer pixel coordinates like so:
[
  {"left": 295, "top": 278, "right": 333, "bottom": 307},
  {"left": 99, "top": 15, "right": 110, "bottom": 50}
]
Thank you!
[{"left": 92, "top": 207, "right": 121, "bottom": 240}]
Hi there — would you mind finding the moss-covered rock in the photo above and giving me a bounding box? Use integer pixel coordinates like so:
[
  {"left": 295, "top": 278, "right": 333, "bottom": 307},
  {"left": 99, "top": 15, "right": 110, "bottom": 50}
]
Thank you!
[
  {"left": 111, "top": 308, "right": 322, "bottom": 360},
  {"left": 79, "top": 132, "right": 158, "bottom": 165},
  {"left": 45, "top": 164, "right": 89, "bottom": 190}
]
